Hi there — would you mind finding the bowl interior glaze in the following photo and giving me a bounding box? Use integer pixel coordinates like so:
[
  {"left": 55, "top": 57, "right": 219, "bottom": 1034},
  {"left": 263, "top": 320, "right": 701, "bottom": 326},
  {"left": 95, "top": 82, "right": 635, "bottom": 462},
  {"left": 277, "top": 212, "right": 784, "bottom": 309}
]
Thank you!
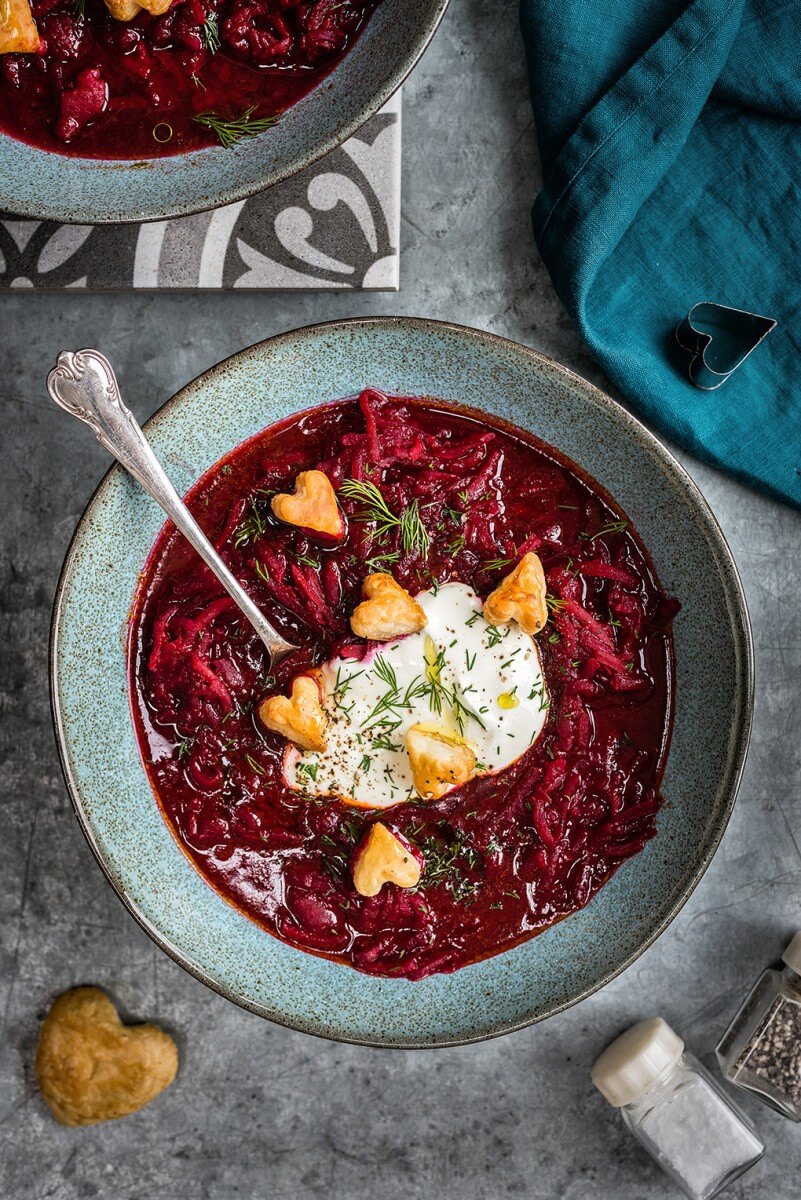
[
  {"left": 50, "top": 318, "right": 752, "bottom": 1047},
  {"left": 0, "top": 0, "right": 448, "bottom": 224}
]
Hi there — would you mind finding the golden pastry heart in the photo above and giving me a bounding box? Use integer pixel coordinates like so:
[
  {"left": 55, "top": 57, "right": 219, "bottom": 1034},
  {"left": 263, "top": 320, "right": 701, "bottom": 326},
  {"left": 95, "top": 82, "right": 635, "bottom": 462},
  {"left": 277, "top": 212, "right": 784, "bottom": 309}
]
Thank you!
[
  {"left": 259, "top": 672, "right": 328, "bottom": 752},
  {"left": 270, "top": 470, "right": 344, "bottom": 539},
  {"left": 349, "top": 572, "right": 427, "bottom": 641},
  {"left": 406, "top": 722, "right": 476, "bottom": 799},
  {"left": 351, "top": 822, "right": 422, "bottom": 897},
  {"left": 0, "top": 0, "right": 42, "bottom": 53},
  {"left": 35, "top": 987, "right": 178, "bottom": 1127},
  {"left": 483, "top": 552, "right": 548, "bottom": 635}
]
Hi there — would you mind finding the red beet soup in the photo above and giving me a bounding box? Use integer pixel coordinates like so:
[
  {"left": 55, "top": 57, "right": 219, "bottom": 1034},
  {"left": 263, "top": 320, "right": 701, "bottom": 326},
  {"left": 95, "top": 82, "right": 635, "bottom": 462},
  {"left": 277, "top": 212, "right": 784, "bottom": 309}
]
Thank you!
[
  {"left": 0, "top": 0, "right": 378, "bottom": 158},
  {"left": 128, "top": 392, "right": 678, "bottom": 980}
]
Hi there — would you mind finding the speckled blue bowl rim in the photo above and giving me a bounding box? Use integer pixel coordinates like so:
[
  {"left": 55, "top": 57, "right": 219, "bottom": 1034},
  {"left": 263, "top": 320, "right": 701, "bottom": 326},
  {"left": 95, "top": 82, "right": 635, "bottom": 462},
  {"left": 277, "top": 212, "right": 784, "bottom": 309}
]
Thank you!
[
  {"left": 0, "top": 0, "right": 449, "bottom": 225},
  {"left": 50, "top": 317, "right": 754, "bottom": 1048}
]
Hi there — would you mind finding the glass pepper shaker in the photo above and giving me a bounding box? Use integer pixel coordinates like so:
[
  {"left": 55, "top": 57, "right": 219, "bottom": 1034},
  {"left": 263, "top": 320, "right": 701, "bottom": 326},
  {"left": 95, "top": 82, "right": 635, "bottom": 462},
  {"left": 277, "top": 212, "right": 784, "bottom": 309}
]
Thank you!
[
  {"left": 716, "top": 930, "right": 801, "bottom": 1120},
  {"left": 592, "top": 1017, "right": 764, "bottom": 1200}
]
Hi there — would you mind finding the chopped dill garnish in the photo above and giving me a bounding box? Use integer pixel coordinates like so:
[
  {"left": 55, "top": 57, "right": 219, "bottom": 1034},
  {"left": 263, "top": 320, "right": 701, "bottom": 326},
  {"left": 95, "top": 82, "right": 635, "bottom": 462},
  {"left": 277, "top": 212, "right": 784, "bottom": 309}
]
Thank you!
[
  {"left": 371, "top": 730, "right": 402, "bottom": 753},
  {"left": 465, "top": 649, "right": 476, "bottom": 671},
  {"left": 201, "top": 11, "right": 221, "bottom": 53},
  {"left": 193, "top": 106, "right": 279, "bottom": 150},
  {"left": 478, "top": 556, "right": 514, "bottom": 573},
  {"left": 358, "top": 754, "right": 372, "bottom": 774},
  {"left": 176, "top": 735, "right": 195, "bottom": 759},
  {"left": 295, "top": 553, "right": 320, "bottom": 569},
  {"left": 234, "top": 497, "right": 267, "bottom": 547},
  {"left": 296, "top": 760, "right": 319, "bottom": 783},
  {"left": 190, "top": 73, "right": 207, "bottom": 90},
  {"left": 245, "top": 753, "right": 267, "bottom": 777},
  {"left": 254, "top": 560, "right": 270, "bottom": 584},
  {"left": 446, "top": 534, "right": 466, "bottom": 557},
  {"left": 416, "top": 828, "right": 481, "bottom": 901},
  {"left": 546, "top": 593, "right": 566, "bottom": 613},
  {"left": 579, "top": 519, "right": 629, "bottom": 543}
]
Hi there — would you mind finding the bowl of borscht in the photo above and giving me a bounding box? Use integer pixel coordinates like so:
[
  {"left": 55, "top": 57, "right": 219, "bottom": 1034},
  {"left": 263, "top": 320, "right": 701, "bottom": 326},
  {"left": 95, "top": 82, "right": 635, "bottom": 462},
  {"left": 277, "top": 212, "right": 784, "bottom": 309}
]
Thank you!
[
  {"left": 50, "top": 318, "right": 753, "bottom": 1047},
  {"left": 0, "top": 0, "right": 449, "bottom": 223}
]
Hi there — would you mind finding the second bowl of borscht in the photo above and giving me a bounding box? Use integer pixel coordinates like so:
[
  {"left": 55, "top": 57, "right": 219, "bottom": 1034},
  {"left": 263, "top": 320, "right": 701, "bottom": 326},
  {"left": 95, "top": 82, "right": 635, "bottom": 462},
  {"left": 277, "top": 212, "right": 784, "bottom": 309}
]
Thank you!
[
  {"left": 50, "top": 317, "right": 753, "bottom": 1047},
  {"left": 0, "top": 0, "right": 450, "bottom": 222}
]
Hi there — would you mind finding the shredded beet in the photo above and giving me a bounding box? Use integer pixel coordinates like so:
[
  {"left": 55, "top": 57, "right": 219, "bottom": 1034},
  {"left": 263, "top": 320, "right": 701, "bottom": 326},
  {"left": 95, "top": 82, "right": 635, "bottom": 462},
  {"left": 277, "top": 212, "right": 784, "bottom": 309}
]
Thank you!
[
  {"left": 128, "top": 393, "right": 678, "bottom": 979},
  {"left": 0, "top": 0, "right": 377, "bottom": 158}
]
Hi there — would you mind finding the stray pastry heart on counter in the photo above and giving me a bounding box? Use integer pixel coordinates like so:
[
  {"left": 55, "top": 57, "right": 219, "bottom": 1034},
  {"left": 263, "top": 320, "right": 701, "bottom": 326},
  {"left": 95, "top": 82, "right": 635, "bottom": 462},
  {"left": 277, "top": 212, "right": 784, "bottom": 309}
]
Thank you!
[{"left": 35, "top": 986, "right": 178, "bottom": 1126}]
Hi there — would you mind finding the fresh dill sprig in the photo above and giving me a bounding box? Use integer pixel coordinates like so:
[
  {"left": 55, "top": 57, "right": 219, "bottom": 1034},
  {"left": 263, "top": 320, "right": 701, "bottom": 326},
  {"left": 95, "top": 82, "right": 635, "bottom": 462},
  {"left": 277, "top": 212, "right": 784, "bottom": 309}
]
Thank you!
[
  {"left": 339, "top": 479, "right": 399, "bottom": 540},
  {"left": 360, "top": 656, "right": 426, "bottom": 731},
  {"left": 399, "top": 498, "right": 430, "bottom": 557},
  {"left": 546, "top": 593, "right": 566, "bottom": 613},
  {"left": 446, "top": 533, "right": 466, "bottom": 557},
  {"left": 201, "top": 11, "right": 221, "bottom": 53},
  {"left": 254, "top": 560, "right": 270, "bottom": 584},
  {"left": 364, "top": 550, "right": 401, "bottom": 572},
  {"left": 193, "top": 106, "right": 279, "bottom": 150},
  {"left": 339, "top": 478, "right": 430, "bottom": 556}
]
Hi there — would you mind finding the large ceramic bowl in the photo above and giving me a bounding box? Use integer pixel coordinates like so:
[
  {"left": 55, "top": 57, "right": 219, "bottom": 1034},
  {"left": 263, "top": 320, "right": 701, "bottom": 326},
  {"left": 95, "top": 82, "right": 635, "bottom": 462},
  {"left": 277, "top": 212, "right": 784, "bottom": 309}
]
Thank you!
[
  {"left": 50, "top": 318, "right": 753, "bottom": 1047},
  {"left": 0, "top": 0, "right": 448, "bottom": 224}
]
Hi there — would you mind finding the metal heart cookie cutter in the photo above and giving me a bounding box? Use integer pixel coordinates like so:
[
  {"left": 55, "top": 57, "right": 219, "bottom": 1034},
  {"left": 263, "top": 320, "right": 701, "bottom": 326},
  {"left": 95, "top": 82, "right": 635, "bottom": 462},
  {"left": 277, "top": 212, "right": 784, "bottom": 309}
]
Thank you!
[{"left": 675, "top": 302, "right": 777, "bottom": 391}]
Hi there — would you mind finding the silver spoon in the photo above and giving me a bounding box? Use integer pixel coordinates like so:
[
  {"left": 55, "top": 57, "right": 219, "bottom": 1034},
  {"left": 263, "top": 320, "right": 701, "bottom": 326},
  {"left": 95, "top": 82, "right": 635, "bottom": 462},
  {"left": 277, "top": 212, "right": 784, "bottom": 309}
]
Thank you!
[{"left": 47, "top": 349, "right": 296, "bottom": 666}]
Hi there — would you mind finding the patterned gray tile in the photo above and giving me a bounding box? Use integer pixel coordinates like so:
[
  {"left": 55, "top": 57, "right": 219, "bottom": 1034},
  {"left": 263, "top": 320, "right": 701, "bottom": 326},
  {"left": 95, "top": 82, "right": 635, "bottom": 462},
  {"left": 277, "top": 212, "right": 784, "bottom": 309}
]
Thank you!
[{"left": 0, "top": 95, "right": 399, "bottom": 291}]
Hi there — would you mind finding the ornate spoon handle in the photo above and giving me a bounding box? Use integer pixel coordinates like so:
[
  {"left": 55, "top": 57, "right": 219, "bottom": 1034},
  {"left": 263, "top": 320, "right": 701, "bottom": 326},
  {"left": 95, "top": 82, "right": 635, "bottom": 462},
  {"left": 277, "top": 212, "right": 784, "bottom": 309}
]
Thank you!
[{"left": 47, "top": 349, "right": 295, "bottom": 665}]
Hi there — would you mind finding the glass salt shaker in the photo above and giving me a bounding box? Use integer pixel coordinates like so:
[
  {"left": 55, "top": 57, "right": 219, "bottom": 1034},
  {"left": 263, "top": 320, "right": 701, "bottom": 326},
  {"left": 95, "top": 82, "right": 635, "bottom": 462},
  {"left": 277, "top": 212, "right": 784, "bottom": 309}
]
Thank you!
[
  {"left": 592, "top": 1017, "right": 764, "bottom": 1200},
  {"left": 716, "top": 930, "right": 801, "bottom": 1120}
]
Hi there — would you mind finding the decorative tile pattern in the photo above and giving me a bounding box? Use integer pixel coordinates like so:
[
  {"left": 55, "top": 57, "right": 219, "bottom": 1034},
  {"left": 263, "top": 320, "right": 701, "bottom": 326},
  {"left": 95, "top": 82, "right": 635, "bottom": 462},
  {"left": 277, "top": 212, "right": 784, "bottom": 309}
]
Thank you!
[{"left": 0, "top": 94, "right": 400, "bottom": 291}]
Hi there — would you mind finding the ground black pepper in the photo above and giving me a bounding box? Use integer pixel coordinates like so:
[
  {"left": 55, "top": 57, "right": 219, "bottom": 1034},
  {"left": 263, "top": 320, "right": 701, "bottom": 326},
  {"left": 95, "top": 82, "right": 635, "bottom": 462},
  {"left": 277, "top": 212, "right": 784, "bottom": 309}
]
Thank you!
[
  {"left": 733, "top": 995, "right": 801, "bottom": 1108},
  {"left": 717, "top": 931, "right": 801, "bottom": 1122}
]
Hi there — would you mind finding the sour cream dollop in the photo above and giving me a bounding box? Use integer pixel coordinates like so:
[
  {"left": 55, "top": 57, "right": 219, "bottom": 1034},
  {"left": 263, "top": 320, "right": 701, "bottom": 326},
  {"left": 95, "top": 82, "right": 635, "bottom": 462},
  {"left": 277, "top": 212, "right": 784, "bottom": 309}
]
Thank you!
[{"left": 285, "top": 582, "right": 550, "bottom": 809}]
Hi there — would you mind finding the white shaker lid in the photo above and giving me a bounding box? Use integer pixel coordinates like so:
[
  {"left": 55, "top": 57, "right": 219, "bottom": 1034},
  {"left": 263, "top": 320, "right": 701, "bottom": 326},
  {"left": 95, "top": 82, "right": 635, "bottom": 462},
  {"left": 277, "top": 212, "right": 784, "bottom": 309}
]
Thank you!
[
  {"left": 782, "top": 931, "right": 801, "bottom": 974},
  {"left": 591, "top": 1018, "right": 684, "bottom": 1107}
]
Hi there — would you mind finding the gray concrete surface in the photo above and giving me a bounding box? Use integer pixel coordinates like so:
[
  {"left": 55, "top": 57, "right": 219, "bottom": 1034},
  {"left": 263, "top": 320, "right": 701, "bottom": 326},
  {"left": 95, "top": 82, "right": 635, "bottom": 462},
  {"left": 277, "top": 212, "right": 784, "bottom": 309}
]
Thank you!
[{"left": 2, "top": 1, "right": 800, "bottom": 1196}]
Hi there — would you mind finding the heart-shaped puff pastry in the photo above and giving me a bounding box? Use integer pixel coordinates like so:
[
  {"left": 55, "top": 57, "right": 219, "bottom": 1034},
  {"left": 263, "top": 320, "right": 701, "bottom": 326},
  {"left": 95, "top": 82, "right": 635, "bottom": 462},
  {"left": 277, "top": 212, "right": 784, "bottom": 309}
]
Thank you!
[
  {"left": 406, "top": 723, "right": 477, "bottom": 799},
  {"left": 350, "top": 573, "right": 427, "bottom": 641},
  {"left": 483, "top": 552, "right": 548, "bottom": 635},
  {"left": 351, "top": 823, "right": 422, "bottom": 897},
  {"left": 270, "top": 470, "right": 344, "bottom": 539},
  {"left": 259, "top": 673, "right": 327, "bottom": 752},
  {"left": 35, "top": 987, "right": 178, "bottom": 1127},
  {"left": 0, "top": 0, "right": 42, "bottom": 53}
]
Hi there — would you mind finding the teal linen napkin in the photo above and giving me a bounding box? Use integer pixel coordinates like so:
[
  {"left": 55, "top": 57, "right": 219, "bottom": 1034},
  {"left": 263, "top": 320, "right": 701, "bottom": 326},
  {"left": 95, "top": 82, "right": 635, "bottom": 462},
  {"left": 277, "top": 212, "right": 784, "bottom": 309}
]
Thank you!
[{"left": 520, "top": 0, "right": 801, "bottom": 507}]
